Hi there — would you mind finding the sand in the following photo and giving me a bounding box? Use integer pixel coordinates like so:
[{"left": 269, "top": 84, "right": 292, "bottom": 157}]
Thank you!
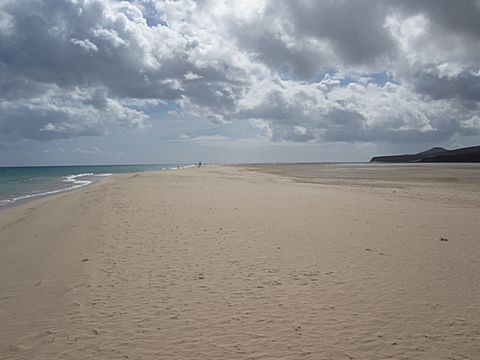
[{"left": 0, "top": 164, "right": 479, "bottom": 359}]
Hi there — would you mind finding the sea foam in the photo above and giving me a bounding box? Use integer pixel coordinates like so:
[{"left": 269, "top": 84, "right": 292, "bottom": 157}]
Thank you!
[{"left": 0, "top": 173, "right": 94, "bottom": 206}]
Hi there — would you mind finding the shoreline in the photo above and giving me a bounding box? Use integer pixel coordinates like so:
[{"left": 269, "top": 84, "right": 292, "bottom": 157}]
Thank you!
[
  {"left": 1, "top": 165, "right": 479, "bottom": 359},
  {"left": 2, "top": 162, "right": 479, "bottom": 210},
  {"left": 0, "top": 174, "right": 100, "bottom": 211},
  {"left": 0, "top": 164, "right": 197, "bottom": 210}
]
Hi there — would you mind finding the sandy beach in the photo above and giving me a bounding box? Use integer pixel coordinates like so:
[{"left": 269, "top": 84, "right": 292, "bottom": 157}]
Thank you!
[{"left": 0, "top": 164, "right": 479, "bottom": 360}]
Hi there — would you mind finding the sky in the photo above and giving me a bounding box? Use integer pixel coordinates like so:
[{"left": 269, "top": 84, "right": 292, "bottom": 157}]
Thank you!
[{"left": 1, "top": 0, "right": 480, "bottom": 165}]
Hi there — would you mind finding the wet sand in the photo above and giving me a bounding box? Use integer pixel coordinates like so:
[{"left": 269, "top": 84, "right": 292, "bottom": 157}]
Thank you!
[{"left": 1, "top": 164, "right": 479, "bottom": 359}]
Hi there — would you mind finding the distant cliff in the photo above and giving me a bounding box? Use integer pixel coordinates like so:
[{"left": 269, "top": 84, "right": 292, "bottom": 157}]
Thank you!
[{"left": 370, "top": 145, "right": 480, "bottom": 163}]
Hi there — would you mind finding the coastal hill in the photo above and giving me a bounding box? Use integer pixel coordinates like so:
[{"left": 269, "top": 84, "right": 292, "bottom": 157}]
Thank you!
[{"left": 370, "top": 145, "right": 480, "bottom": 163}]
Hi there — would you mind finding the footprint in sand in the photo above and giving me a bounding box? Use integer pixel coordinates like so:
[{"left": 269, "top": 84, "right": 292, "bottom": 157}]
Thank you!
[{"left": 292, "top": 324, "right": 302, "bottom": 334}]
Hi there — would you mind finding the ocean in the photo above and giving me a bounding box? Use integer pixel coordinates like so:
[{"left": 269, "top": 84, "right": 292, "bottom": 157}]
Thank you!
[{"left": 0, "top": 164, "right": 192, "bottom": 208}]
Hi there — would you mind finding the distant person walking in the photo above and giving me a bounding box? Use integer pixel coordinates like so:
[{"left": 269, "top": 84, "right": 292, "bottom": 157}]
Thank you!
[{"left": 198, "top": 161, "right": 202, "bottom": 168}]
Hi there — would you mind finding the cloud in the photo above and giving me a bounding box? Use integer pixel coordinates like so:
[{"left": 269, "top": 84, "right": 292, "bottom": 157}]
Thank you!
[
  {"left": 70, "top": 38, "right": 99, "bottom": 52},
  {"left": 0, "top": 85, "right": 148, "bottom": 140},
  {"left": 0, "top": 0, "right": 267, "bottom": 139},
  {"left": 0, "top": 0, "right": 479, "bottom": 147},
  {"left": 276, "top": 1, "right": 397, "bottom": 68},
  {"left": 396, "top": 0, "right": 480, "bottom": 40},
  {"left": 236, "top": 74, "right": 480, "bottom": 143},
  {"left": 412, "top": 68, "right": 480, "bottom": 102},
  {"left": 74, "top": 146, "right": 102, "bottom": 155}
]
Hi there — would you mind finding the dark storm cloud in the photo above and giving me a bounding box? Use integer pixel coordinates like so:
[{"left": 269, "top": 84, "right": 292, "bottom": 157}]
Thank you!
[
  {"left": 229, "top": 0, "right": 397, "bottom": 80},
  {"left": 283, "top": 0, "right": 396, "bottom": 66},
  {"left": 229, "top": 19, "right": 326, "bottom": 80},
  {"left": 397, "top": 0, "right": 480, "bottom": 39},
  {"left": 0, "top": 65, "right": 50, "bottom": 100},
  {"left": 413, "top": 69, "right": 480, "bottom": 103}
]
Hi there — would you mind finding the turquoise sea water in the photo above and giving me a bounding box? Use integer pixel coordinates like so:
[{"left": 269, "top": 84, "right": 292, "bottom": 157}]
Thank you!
[{"left": 0, "top": 164, "right": 191, "bottom": 207}]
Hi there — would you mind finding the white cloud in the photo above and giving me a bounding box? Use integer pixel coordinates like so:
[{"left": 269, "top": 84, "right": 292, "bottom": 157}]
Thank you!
[
  {"left": 70, "top": 38, "right": 98, "bottom": 52},
  {"left": 184, "top": 72, "right": 203, "bottom": 80},
  {"left": 74, "top": 146, "right": 101, "bottom": 154},
  {"left": 0, "top": 9, "right": 14, "bottom": 35},
  {"left": 0, "top": 85, "right": 148, "bottom": 140}
]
